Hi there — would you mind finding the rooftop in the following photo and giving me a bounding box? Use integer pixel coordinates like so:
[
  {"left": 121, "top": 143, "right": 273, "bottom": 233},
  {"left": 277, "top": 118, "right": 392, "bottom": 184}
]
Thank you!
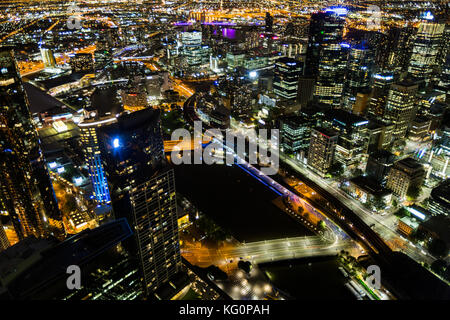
[
  {"left": 313, "top": 126, "right": 338, "bottom": 138},
  {"left": 400, "top": 216, "right": 420, "bottom": 230},
  {"left": 326, "top": 109, "right": 368, "bottom": 128},
  {"left": 420, "top": 215, "right": 450, "bottom": 245},
  {"left": 0, "top": 218, "right": 133, "bottom": 298},
  {"left": 430, "top": 179, "right": 450, "bottom": 212},
  {"left": 23, "top": 82, "right": 66, "bottom": 113},
  {"left": 394, "top": 157, "right": 424, "bottom": 171},
  {"left": 350, "top": 175, "right": 391, "bottom": 197}
]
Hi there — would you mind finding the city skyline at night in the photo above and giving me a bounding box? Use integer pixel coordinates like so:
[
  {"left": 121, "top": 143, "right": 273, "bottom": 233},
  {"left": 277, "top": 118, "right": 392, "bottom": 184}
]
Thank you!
[{"left": 0, "top": 0, "right": 449, "bottom": 310}]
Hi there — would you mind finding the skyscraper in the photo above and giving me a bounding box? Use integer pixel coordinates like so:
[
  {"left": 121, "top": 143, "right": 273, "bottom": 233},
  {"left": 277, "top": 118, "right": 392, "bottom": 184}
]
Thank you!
[
  {"left": 180, "top": 30, "right": 204, "bottom": 67},
  {"left": 306, "top": 11, "right": 347, "bottom": 107},
  {"left": 94, "top": 46, "right": 113, "bottom": 74},
  {"left": 408, "top": 13, "right": 445, "bottom": 85},
  {"left": 280, "top": 115, "right": 312, "bottom": 158},
  {"left": 383, "top": 80, "right": 419, "bottom": 142},
  {"left": 98, "top": 108, "right": 181, "bottom": 296},
  {"left": 377, "top": 26, "right": 414, "bottom": 76},
  {"left": 273, "top": 57, "right": 302, "bottom": 101},
  {"left": 0, "top": 218, "right": 140, "bottom": 300},
  {"left": 342, "top": 43, "right": 375, "bottom": 110},
  {"left": 368, "top": 72, "right": 395, "bottom": 119},
  {"left": 305, "top": 11, "right": 345, "bottom": 76},
  {"left": 307, "top": 127, "right": 338, "bottom": 177},
  {"left": 0, "top": 48, "right": 63, "bottom": 240},
  {"left": 78, "top": 111, "right": 116, "bottom": 205},
  {"left": 324, "top": 109, "right": 370, "bottom": 168}
]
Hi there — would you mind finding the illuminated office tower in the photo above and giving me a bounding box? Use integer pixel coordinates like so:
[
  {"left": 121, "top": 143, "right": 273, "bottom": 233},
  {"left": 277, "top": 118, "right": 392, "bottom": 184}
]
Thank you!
[
  {"left": 324, "top": 109, "right": 370, "bottom": 167},
  {"left": 368, "top": 72, "right": 395, "bottom": 119},
  {"left": 0, "top": 48, "right": 63, "bottom": 240},
  {"left": 342, "top": 43, "right": 374, "bottom": 110},
  {"left": 305, "top": 11, "right": 345, "bottom": 75},
  {"left": 40, "top": 47, "right": 56, "bottom": 68},
  {"left": 428, "top": 180, "right": 450, "bottom": 217},
  {"left": 314, "top": 42, "right": 348, "bottom": 107},
  {"left": 273, "top": 57, "right": 302, "bottom": 101},
  {"left": 377, "top": 26, "right": 414, "bottom": 76},
  {"left": 306, "top": 11, "right": 347, "bottom": 107},
  {"left": 78, "top": 111, "right": 115, "bottom": 205},
  {"left": 307, "top": 127, "right": 338, "bottom": 177},
  {"left": 98, "top": 109, "right": 181, "bottom": 296},
  {"left": 280, "top": 116, "right": 312, "bottom": 158},
  {"left": 383, "top": 81, "right": 418, "bottom": 142},
  {"left": 179, "top": 30, "right": 203, "bottom": 66},
  {"left": 408, "top": 13, "right": 445, "bottom": 85}
]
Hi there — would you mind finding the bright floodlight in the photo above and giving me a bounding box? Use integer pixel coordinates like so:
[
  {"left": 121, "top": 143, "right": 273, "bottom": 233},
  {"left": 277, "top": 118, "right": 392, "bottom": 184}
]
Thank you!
[
  {"left": 423, "top": 11, "right": 434, "bottom": 20},
  {"left": 249, "top": 71, "right": 257, "bottom": 78},
  {"left": 113, "top": 138, "right": 120, "bottom": 148}
]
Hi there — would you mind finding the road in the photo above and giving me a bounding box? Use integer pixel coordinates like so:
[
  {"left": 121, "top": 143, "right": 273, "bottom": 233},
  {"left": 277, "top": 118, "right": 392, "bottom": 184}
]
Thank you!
[
  {"left": 279, "top": 153, "right": 435, "bottom": 265},
  {"left": 182, "top": 236, "right": 356, "bottom": 266},
  {"left": 226, "top": 122, "right": 434, "bottom": 264},
  {"left": 216, "top": 134, "right": 349, "bottom": 242}
]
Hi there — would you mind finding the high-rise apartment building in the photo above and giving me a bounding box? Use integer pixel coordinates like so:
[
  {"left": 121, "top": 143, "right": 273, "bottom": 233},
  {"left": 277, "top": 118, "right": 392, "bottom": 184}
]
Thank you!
[
  {"left": 383, "top": 81, "right": 418, "bottom": 142},
  {"left": 307, "top": 127, "right": 338, "bottom": 177},
  {"left": 0, "top": 48, "right": 63, "bottom": 240},
  {"left": 408, "top": 14, "right": 445, "bottom": 84},
  {"left": 78, "top": 111, "right": 116, "bottom": 205},
  {"left": 98, "top": 108, "right": 181, "bottom": 296}
]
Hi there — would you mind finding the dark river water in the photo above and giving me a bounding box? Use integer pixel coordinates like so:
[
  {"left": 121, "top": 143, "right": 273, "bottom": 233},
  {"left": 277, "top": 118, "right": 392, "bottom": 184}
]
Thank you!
[
  {"left": 173, "top": 163, "right": 354, "bottom": 300},
  {"left": 173, "top": 163, "right": 312, "bottom": 242}
]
